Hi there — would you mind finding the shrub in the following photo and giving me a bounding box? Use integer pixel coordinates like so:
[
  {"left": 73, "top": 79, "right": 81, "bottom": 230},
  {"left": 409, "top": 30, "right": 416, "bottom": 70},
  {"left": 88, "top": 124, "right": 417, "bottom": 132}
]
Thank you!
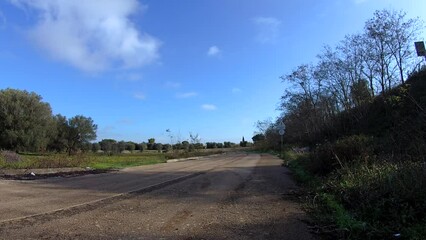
[
  {"left": 326, "top": 161, "right": 426, "bottom": 238},
  {"left": 1, "top": 150, "right": 22, "bottom": 164},
  {"left": 309, "top": 135, "right": 375, "bottom": 175}
]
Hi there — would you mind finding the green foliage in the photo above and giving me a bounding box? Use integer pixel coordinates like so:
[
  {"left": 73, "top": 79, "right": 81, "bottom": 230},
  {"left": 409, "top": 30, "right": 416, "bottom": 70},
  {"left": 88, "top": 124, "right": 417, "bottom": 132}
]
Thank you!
[
  {"left": 269, "top": 9, "right": 426, "bottom": 240},
  {"left": 49, "top": 115, "right": 97, "bottom": 155},
  {"left": 310, "top": 135, "right": 375, "bottom": 175},
  {"left": 88, "top": 153, "right": 166, "bottom": 169},
  {"left": 324, "top": 161, "right": 426, "bottom": 238},
  {"left": 288, "top": 148, "right": 426, "bottom": 239},
  {"left": 0, "top": 88, "right": 55, "bottom": 152},
  {"left": 239, "top": 136, "right": 248, "bottom": 147},
  {"left": 315, "top": 193, "right": 367, "bottom": 238},
  {"left": 99, "top": 139, "right": 118, "bottom": 154},
  {"left": 0, "top": 152, "right": 167, "bottom": 170},
  {"left": 285, "top": 151, "right": 316, "bottom": 185}
]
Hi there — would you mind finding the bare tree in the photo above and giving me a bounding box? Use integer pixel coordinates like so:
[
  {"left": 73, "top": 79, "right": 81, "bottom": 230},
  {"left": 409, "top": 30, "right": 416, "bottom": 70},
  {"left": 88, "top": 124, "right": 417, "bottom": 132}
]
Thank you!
[{"left": 365, "top": 9, "right": 422, "bottom": 89}]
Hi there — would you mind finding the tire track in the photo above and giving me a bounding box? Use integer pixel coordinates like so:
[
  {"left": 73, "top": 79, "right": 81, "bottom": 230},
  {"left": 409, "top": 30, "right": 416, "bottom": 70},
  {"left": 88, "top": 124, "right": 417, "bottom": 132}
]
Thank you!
[{"left": 0, "top": 153, "right": 247, "bottom": 228}]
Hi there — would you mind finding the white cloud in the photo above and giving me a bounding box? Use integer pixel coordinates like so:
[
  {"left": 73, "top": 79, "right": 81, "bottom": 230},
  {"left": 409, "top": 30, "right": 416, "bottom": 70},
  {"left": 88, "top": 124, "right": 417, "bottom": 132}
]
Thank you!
[
  {"left": 207, "top": 45, "right": 221, "bottom": 57},
  {"left": 176, "top": 92, "right": 198, "bottom": 99},
  {"left": 134, "top": 92, "right": 146, "bottom": 100},
  {"left": 232, "top": 87, "right": 242, "bottom": 93},
  {"left": 201, "top": 104, "right": 217, "bottom": 111},
  {"left": 253, "top": 17, "right": 281, "bottom": 44},
  {"left": 11, "top": 0, "right": 161, "bottom": 72}
]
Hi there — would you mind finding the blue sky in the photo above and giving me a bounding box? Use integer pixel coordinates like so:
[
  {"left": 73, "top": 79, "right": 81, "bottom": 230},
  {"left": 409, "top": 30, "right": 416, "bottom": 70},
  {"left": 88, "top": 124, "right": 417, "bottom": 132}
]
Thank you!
[{"left": 0, "top": 0, "right": 425, "bottom": 144}]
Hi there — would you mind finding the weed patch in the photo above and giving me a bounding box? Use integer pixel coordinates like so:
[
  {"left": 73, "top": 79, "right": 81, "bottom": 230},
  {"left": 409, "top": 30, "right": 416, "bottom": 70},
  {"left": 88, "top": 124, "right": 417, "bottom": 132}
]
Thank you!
[{"left": 286, "top": 149, "right": 426, "bottom": 239}]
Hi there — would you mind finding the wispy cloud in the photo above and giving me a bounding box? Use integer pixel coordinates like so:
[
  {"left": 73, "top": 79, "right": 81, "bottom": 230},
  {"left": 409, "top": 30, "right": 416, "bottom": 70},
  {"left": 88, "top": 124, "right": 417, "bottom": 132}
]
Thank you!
[
  {"left": 134, "top": 92, "right": 146, "bottom": 100},
  {"left": 253, "top": 17, "right": 281, "bottom": 44},
  {"left": 207, "top": 45, "right": 221, "bottom": 57},
  {"left": 232, "top": 87, "right": 242, "bottom": 94},
  {"left": 176, "top": 92, "right": 198, "bottom": 99},
  {"left": 10, "top": 0, "right": 161, "bottom": 72},
  {"left": 165, "top": 81, "right": 181, "bottom": 88},
  {"left": 201, "top": 104, "right": 217, "bottom": 111}
]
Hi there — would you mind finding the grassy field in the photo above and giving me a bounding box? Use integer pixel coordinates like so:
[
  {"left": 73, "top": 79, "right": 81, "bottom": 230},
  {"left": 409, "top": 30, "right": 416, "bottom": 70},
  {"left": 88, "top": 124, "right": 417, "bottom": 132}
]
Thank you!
[{"left": 0, "top": 149, "right": 226, "bottom": 170}]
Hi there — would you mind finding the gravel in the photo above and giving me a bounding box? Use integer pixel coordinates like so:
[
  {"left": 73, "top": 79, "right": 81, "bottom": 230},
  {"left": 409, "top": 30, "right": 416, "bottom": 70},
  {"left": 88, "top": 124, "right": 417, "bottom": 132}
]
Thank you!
[{"left": 0, "top": 153, "right": 316, "bottom": 240}]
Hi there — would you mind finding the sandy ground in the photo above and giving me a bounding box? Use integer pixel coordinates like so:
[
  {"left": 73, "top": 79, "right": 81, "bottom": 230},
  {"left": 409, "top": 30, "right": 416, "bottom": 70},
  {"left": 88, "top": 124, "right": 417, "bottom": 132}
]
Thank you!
[{"left": 0, "top": 153, "right": 315, "bottom": 240}]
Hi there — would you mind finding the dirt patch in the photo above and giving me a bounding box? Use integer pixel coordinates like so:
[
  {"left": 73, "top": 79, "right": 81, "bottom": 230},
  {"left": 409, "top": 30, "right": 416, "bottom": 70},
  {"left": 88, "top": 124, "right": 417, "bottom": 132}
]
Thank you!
[
  {"left": 0, "top": 168, "right": 113, "bottom": 180},
  {"left": 0, "top": 153, "right": 315, "bottom": 239}
]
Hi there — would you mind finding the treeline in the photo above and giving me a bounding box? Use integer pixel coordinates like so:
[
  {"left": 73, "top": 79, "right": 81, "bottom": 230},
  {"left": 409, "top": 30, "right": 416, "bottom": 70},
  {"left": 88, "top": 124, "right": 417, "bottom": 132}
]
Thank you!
[
  {"left": 255, "top": 9, "right": 424, "bottom": 147},
  {"left": 0, "top": 88, "right": 97, "bottom": 155},
  {"left": 0, "top": 88, "right": 240, "bottom": 155},
  {"left": 92, "top": 139, "right": 238, "bottom": 155},
  {"left": 254, "top": 9, "right": 426, "bottom": 239}
]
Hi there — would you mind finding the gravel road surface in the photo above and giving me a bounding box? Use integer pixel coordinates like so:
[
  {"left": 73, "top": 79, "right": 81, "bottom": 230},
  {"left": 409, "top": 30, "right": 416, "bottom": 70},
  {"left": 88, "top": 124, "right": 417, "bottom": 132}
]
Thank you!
[{"left": 0, "top": 153, "right": 315, "bottom": 239}]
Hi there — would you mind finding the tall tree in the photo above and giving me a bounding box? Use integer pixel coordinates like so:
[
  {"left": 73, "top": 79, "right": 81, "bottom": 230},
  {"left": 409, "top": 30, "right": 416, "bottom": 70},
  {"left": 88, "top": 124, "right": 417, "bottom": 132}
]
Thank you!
[
  {"left": 0, "top": 89, "right": 54, "bottom": 152},
  {"left": 66, "top": 115, "right": 97, "bottom": 155},
  {"left": 363, "top": 9, "right": 422, "bottom": 89},
  {"left": 51, "top": 115, "right": 97, "bottom": 155},
  {"left": 377, "top": 10, "right": 421, "bottom": 84},
  {"left": 49, "top": 114, "right": 69, "bottom": 152}
]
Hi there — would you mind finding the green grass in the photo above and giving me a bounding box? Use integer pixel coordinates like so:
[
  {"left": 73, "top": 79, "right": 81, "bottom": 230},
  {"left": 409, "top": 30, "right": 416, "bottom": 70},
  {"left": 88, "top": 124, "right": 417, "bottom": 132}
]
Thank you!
[
  {"left": 88, "top": 154, "right": 167, "bottom": 169},
  {"left": 0, "top": 152, "right": 167, "bottom": 170},
  {"left": 0, "top": 149, "right": 226, "bottom": 170},
  {"left": 283, "top": 150, "right": 317, "bottom": 185}
]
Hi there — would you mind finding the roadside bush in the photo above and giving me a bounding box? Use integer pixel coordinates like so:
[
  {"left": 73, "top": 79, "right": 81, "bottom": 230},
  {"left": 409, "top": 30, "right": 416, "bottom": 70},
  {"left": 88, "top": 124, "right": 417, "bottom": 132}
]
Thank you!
[
  {"left": 326, "top": 161, "right": 426, "bottom": 238},
  {"left": 309, "top": 135, "right": 375, "bottom": 175}
]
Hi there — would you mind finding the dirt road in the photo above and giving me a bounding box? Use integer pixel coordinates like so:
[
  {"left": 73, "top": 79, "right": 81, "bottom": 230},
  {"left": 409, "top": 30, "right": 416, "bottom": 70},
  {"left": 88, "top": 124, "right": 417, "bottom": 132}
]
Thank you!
[{"left": 0, "top": 153, "right": 315, "bottom": 239}]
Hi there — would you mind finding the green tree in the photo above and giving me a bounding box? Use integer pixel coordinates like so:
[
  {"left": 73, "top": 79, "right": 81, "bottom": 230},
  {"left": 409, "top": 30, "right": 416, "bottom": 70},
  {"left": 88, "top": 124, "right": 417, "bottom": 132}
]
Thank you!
[
  {"left": 252, "top": 134, "right": 266, "bottom": 144},
  {"left": 223, "top": 142, "right": 232, "bottom": 148},
  {"left": 162, "top": 144, "right": 172, "bottom": 152},
  {"left": 92, "top": 142, "right": 101, "bottom": 152},
  {"left": 126, "top": 142, "right": 136, "bottom": 152},
  {"left": 140, "top": 143, "right": 148, "bottom": 152},
  {"left": 49, "top": 114, "right": 68, "bottom": 152},
  {"left": 117, "top": 141, "right": 127, "bottom": 152},
  {"left": 148, "top": 138, "right": 156, "bottom": 150},
  {"left": 181, "top": 141, "right": 190, "bottom": 151},
  {"left": 66, "top": 115, "right": 97, "bottom": 155},
  {"left": 100, "top": 139, "right": 117, "bottom": 153},
  {"left": 0, "top": 88, "right": 55, "bottom": 152},
  {"left": 240, "top": 137, "right": 248, "bottom": 147},
  {"left": 154, "top": 143, "right": 163, "bottom": 152}
]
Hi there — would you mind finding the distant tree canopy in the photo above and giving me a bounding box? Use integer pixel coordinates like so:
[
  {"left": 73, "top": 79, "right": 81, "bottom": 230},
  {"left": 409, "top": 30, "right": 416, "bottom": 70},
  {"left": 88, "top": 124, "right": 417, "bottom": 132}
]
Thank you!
[
  {"left": 0, "top": 89, "right": 238, "bottom": 154},
  {"left": 240, "top": 136, "right": 248, "bottom": 147}
]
